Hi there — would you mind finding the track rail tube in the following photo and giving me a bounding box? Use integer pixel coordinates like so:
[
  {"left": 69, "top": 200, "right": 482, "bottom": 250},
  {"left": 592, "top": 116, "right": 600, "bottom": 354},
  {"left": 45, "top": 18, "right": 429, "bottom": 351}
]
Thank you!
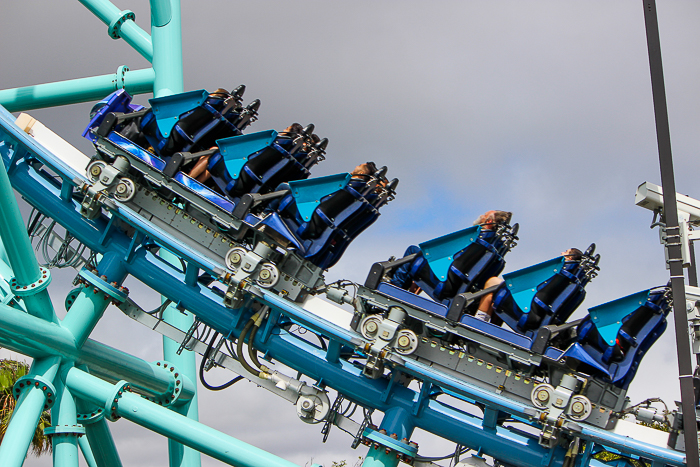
[
  {"left": 78, "top": 0, "right": 153, "bottom": 61},
  {"left": 0, "top": 68, "right": 155, "bottom": 113},
  {"left": 65, "top": 368, "right": 304, "bottom": 467}
]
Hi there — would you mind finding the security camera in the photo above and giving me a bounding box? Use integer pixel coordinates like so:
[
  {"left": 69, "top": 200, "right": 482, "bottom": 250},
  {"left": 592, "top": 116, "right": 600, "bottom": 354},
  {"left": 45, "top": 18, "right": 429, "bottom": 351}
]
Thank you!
[{"left": 635, "top": 181, "right": 700, "bottom": 223}]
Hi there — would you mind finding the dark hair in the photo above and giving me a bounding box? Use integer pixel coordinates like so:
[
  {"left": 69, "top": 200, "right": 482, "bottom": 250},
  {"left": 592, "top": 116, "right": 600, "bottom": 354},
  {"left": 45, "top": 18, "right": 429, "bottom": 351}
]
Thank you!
[
  {"left": 565, "top": 248, "right": 583, "bottom": 261},
  {"left": 493, "top": 210, "right": 512, "bottom": 225}
]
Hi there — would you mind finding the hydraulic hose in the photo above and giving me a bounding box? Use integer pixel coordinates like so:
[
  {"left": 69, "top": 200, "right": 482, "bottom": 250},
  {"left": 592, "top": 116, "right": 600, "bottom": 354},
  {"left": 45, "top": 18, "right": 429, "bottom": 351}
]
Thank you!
[{"left": 199, "top": 331, "right": 242, "bottom": 391}]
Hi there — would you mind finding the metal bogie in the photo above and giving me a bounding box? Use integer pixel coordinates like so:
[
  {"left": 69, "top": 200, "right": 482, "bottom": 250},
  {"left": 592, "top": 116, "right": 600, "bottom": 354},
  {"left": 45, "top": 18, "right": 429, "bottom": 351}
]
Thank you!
[{"left": 352, "top": 285, "right": 631, "bottom": 433}]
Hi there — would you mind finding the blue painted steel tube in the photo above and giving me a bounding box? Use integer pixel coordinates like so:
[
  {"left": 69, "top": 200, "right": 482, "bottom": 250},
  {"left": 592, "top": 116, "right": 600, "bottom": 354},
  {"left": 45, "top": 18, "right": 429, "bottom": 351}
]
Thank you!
[
  {"left": 78, "top": 435, "right": 99, "bottom": 467},
  {"left": 150, "top": 0, "right": 184, "bottom": 97},
  {"left": 0, "top": 155, "right": 57, "bottom": 323},
  {"left": 65, "top": 368, "right": 303, "bottom": 467},
  {"left": 0, "top": 356, "right": 61, "bottom": 467},
  {"left": 52, "top": 376, "right": 80, "bottom": 467},
  {"left": 78, "top": 0, "right": 153, "bottom": 61},
  {"left": 0, "top": 68, "right": 155, "bottom": 113}
]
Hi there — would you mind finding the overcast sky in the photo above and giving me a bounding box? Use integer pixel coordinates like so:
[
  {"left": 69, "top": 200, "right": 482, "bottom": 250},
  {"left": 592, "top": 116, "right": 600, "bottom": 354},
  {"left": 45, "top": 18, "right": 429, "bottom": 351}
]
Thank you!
[{"left": 1, "top": 1, "right": 700, "bottom": 466}]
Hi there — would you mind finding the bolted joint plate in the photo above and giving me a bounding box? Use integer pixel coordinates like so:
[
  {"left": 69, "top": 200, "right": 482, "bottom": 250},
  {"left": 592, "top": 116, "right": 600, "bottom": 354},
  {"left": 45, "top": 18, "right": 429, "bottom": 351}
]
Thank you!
[
  {"left": 362, "top": 428, "right": 418, "bottom": 458},
  {"left": 79, "top": 268, "right": 128, "bottom": 304},
  {"left": 44, "top": 424, "right": 86, "bottom": 438},
  {"left": 76, "top": 407, "right": 105, "bottom": 425},
  {"left": 109, "top": 10, "right": 135, "bottom": 39},
  {"left": 148, "top": 361, "right": 183, "bottom": 407},
  {"left": 13, "top": 375, "right": 56, "bottom": 410},
  {"left": 105, "top": 380, "right": 131, "bottom": 422},
  {"left": 10, "top": 267, "right": 51, "bottom": 297}
]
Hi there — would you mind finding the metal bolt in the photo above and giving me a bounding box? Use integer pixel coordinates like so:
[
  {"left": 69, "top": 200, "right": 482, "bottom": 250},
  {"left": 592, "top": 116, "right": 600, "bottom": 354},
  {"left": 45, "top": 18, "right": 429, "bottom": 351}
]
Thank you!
[
  {"left": 536, "top": 389, "right": 549, "bottom": 402},
  {"left": 397, "top": 335, "right": 410, "bottom": 348}
]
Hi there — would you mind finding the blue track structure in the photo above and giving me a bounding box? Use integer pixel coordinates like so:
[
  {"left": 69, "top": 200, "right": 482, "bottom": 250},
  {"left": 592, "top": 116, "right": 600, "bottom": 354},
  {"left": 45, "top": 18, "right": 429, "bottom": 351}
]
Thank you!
[{"left": 0, "top": 2, "right": 697, "bottom": 467}]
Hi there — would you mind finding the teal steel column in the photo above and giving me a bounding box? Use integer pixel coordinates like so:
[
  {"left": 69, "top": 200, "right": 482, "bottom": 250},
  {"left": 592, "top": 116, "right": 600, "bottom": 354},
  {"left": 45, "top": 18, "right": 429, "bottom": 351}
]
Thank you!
[
  {"left": 0, "top": 156, "right": 57, "bottom": 323},
  {"left": 51, "top": 373, "right": 80, "bottom": 467},
  {"left": 76, "top": 393, "right": 122, "bottom": 467},
  {"left": 66, "top": 368, "right": 304, "bottom": 467},
  {"left": 78, "top": 435, "right": 99, "bottom": 467},
  {"left": 150, "top": 0, "right": 184, "bottom": 97},
  {"left": 83, "top": 419, "right": 122, "bottom": 467},
  {"left": 0, "top": 68, "right": 155, "bottom": 113},
  {"left": 78, "top": 0, "right": 153, "bottom": 61},
  {"left": 161, "top": 249, "right": 201, "bottom": 467},
  {"left": 62, "top": 251, "right": 128, "bottom": 347},
  {"left": 0, "top": 356, "right": 61, "bottom": 467}
]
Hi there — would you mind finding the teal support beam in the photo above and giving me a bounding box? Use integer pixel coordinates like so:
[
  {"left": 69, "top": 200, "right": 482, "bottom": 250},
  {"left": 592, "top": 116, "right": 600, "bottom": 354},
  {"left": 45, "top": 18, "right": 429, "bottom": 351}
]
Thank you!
[
  {"left": 0, "top": 67, "right": 155, "bottom": 113},
  {"left": 161, "top": 249, "right": 201, "bottom": 467},
  {"left": 76, "top": 388, "right": 122, "bottom": 467},
  {"left": 78, "top": 435, "right": 99, "bottom": 467},
  {"left": 0, "top": 156, "right": 57, "bottom": 323},
  {"left": 0, "top": 356, "right": 61, "bottom": 467},
  {"left": 78, "top": 0, "right": 153, "bottom": 61},
  {"left": 0, "top": 303, "right": 196, "bottom": 403},
  {"left": 83, "top": 419, "right": 122, "bottom": 467},
  {"left": 61, "top": 290, "right": 115, "bottom": 348},
  {"left": 150, "top": 0, "right": 184, "bottom": 97},
  {"left": 50, "top": 372, "right": 81, "bottom": 467},
  {"left": 62, "top": 251, "right": 128, "bottom": 348},
  {"left": 66, "top": 368, "right": 304, "bottom": 467}
]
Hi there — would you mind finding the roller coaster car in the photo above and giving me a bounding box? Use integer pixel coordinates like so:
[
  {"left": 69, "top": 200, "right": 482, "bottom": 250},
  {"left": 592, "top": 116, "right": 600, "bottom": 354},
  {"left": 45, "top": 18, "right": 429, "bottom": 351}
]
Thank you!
[
  {"left": 559, "top": 286, "right": 672, "bottom": 390},
  {"left": 490, "top": 244, "right": 600, "bottom": 337},
  {"left": 255, "top": 169, "right": 398, "bottom": 270},
  {"left": 365, "top": 223, "right": 518, "bottom": 306},
  {"left": 85, "top": 87, "right": 256, "bottom": 159},
  {"left": 79, "top": 90, "right": 334, "bottom": 303},
  {"left": 352, "top": 259, "right": 672, "bottom": 431}
]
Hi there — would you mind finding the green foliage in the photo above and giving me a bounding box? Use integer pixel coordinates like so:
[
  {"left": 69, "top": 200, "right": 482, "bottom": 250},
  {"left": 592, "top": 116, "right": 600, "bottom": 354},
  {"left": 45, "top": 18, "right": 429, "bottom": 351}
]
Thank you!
[
  {"left": 329, "top": 457, "right": 363, "bottom": 467},
  {"left": 0, "top": 359, "right": 52, "bottom": 457}
]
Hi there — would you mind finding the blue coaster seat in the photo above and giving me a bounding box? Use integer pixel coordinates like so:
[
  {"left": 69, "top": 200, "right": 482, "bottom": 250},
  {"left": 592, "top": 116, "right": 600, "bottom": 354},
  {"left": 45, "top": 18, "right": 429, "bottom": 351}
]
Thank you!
[
  {"left": 491, "top": 247, "right": 599, "bottom": 337},
  {"left": 206, "top": 127, "right": 324, "bottom": 200},
  {"left": 561, "top": 286, "right": 671, "bottom": 389},
  {"left": 83, "top": 88, "right": 257, "bottom": 162},
  {"left": 138, "top": 89, "right": 255, "bottom": 159},
  {"left": 259, "top": 172, "right": 393, "bottom": 269},
  {"left": 389, "top": 224, "right": 518, "bottom": 306}
]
